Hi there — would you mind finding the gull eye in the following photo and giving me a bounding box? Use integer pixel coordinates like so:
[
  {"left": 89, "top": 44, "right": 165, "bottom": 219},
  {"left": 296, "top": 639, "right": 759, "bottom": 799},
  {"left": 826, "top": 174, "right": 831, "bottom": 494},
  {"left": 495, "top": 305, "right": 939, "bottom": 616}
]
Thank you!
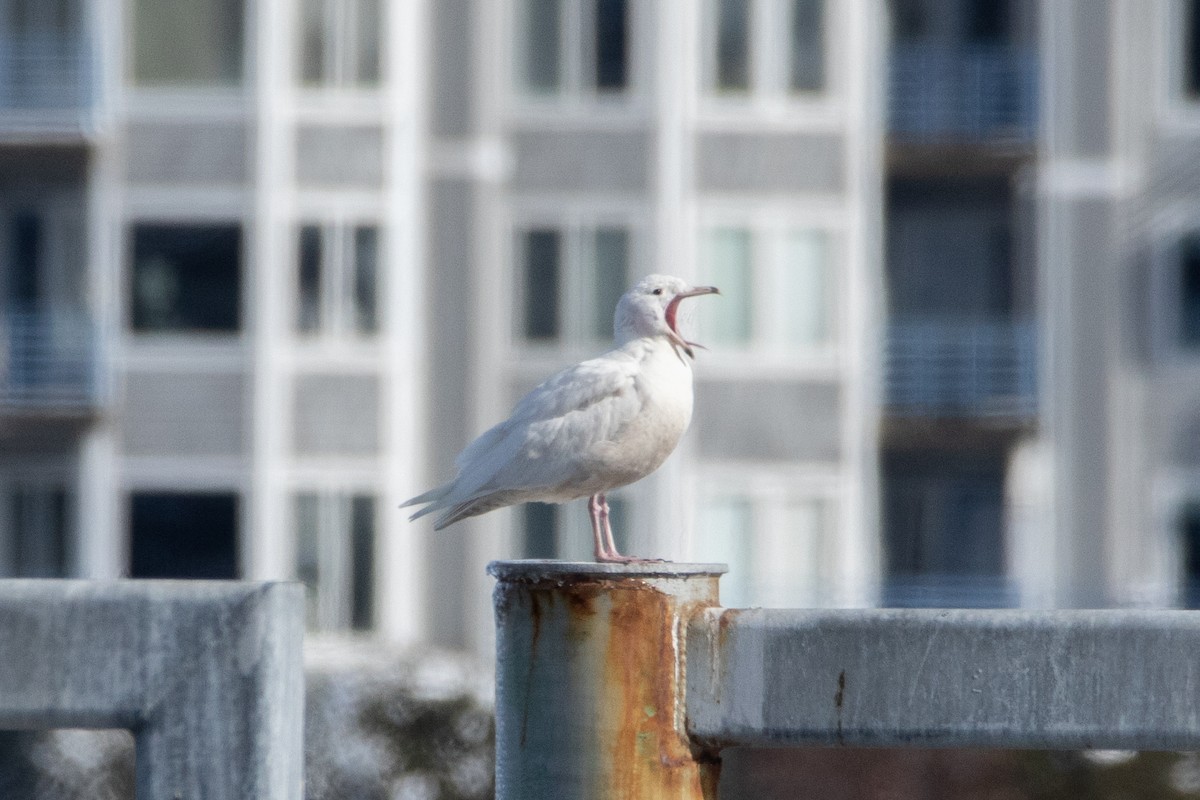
[{"left": 652, "top": 288, "right": 663, "bottom": 296}]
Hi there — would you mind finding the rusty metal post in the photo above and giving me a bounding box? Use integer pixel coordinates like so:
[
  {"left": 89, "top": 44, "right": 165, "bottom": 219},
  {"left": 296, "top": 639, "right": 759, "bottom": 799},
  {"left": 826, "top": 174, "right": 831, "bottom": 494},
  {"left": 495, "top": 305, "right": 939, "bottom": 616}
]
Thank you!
[{"left": 489, "top": 560, "right": 726, "bottom": 800}]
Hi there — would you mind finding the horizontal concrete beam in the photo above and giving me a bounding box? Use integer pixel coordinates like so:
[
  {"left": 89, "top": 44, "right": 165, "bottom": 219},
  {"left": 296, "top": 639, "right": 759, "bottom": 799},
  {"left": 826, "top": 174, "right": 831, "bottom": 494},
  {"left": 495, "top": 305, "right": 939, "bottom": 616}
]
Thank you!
[
  {"left": 686, "top": 608, "right": 1200, "bottom": 750},
  {"left": 0, "top": 580, "right": 304, "bottom": 799}
]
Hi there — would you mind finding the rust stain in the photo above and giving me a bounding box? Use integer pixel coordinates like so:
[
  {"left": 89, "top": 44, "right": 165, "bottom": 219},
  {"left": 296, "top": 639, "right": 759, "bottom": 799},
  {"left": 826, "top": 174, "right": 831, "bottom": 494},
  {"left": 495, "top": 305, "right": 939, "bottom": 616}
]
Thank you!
[
  {"left": 716, "top": 607, "right": 742, "bottom": 642},
  {"left": 519, "top": 590, "right": 545, "bottom": 749},
  {"left": 596, "top": 579, "right": 713, "bottom": 799}
]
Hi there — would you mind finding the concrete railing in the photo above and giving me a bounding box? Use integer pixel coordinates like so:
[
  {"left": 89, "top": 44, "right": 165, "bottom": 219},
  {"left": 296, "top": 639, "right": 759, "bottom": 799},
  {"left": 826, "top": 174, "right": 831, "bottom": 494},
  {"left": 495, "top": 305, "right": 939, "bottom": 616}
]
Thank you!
[
  {"left": 491, "top": 561, "right": 1200, "bottom": 799},
  {"left": 0, "top": 580, "right": 305, "bottom": 799}
]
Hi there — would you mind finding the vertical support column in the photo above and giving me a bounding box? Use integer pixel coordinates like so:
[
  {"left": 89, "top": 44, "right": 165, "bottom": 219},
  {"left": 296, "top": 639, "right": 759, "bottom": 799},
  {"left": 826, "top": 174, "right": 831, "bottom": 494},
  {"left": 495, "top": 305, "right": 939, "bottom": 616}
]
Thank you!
[{"left": 490, "top": 560, "right": 725, "bottom": 800}]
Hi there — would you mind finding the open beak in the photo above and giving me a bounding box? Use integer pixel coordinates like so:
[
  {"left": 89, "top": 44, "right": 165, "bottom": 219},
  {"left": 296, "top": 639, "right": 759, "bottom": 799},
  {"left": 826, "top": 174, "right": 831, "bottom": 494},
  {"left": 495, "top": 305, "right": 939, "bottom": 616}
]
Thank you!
[{"left": 666, "top": 285, "right": 719, "bottom": 360}]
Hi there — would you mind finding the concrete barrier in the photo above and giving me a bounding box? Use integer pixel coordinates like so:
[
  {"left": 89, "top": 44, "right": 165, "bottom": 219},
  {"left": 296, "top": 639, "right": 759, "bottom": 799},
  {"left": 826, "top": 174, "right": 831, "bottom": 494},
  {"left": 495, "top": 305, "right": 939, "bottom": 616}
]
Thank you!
[{"left": 0, "top": 580, "right": 304, "bottom": 799}]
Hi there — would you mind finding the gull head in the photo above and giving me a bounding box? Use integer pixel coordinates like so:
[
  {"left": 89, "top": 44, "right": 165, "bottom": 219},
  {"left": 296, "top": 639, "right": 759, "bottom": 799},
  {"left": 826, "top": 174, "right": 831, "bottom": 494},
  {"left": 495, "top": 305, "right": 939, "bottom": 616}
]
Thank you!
[{"left": 614, "top": 274, "right": 719, "bottom": 358}]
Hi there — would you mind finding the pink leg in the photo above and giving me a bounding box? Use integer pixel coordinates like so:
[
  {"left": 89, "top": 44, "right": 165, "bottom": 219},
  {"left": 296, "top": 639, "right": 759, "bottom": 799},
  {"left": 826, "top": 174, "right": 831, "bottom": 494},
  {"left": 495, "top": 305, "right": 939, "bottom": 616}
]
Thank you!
[
  {"left": 588, "top": 494, "right": 606, "bottom": 561},
  {"left": 595, "top": 494, "right": 650, "bottom": 564}
]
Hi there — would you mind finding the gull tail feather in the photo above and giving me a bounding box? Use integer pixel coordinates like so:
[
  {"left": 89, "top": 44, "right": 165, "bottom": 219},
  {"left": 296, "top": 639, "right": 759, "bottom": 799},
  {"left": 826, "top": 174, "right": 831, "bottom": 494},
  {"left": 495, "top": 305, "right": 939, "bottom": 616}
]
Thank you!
[
  {"left": 401, "top": 482, "right": 456, "bottom": 521},
  {"left": 432, "top": 490, "right": 527, "bottom": 530}
]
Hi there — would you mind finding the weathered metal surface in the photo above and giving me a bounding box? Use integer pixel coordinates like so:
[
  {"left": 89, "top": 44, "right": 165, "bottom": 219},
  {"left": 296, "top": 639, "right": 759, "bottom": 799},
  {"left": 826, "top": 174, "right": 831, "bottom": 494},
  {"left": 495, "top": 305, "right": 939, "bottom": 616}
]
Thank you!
[
  {"left": 687, "top": 607, "right": 1200, "bottom": 750},
  {"left": 490, "top": 560, "right": 726, "bottom": 800},
  {"left": 0, "top": 580, "right": 305, "bottom": 799}
]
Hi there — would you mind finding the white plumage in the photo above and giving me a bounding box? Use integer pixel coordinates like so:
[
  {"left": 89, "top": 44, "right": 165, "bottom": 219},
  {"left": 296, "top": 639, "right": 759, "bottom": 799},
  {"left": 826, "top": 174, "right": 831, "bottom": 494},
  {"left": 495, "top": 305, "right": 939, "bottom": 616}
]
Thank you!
[{"left": 403, "top": 274, "right": 718, "bottom": 562}]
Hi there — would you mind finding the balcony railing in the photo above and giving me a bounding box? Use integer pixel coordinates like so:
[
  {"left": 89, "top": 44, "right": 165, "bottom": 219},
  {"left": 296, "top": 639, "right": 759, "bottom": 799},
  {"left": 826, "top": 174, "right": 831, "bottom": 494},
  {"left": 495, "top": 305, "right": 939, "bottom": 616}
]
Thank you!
[
  {"left": 885, "top": 318, "right": 1037, "bottom": 419},
  {"left": 1, "top": 310, "right": 100, "bottom": 411},
  {"left": 889, "top": 43, "right": 1038, "bottom": 143},
  {"left": 0, "top": 32, "right": 93, "bottom": 134}
]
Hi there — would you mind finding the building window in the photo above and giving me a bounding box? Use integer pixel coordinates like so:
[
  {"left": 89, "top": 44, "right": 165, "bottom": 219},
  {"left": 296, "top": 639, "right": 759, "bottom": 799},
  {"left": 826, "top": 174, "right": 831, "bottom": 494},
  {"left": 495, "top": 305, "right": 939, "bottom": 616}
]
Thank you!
[
  {"left": 1181, "top": 233, "right": 1200, "bottom": 347},
  {"left": 2, "top": 486, "right": 69, "bottom": 577},
  {"left": 129, "top": 492, "right": 239, "bottom": 579},
  {"left": 699, "top": 225, "right": 833, "bottom": 353},
  {"left": 295, "top": 223, "right": 379, "bottom": 336},
  {"left": 516, "top": 0, "right": 630, "bottom": 98},
  {"left": 882, "top": 450, "right": 1012, "bottom": 608},
  {"left": 516, "top": 223, "right": 631, "bottom": 345},
  {"left": 707, "top": 0, "right": 826, "bottom": 98},
  {"left": 132, "top": 0, "right": 244, "bottom": 86},
  {"left": 693, "top": 490, "right": 835, "bottom": 608},
  {"left": 1180, "top": 502, "right": 1200, "bottom": 608},
  {"left": 1186, "top": 0, "right": 1200, "bottom": 99},
  {"left": 520, "top": 496, "right": 629, "bottom": 560},
  {"left": 299, "top": 0, "right": 382, "bottom": 87},
  {"left": 295, "top": 492, "right": 376, "bottom": 631},
  {"left": 131, "top": 224, "right": 241, "bottom": 333}
]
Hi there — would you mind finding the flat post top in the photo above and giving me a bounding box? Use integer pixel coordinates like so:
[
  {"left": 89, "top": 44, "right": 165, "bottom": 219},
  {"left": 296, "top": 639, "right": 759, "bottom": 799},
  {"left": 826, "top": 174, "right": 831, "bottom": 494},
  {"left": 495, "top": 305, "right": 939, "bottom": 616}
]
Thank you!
[{"left": 488, "top": 559, "right": 727, "bottom": 582}]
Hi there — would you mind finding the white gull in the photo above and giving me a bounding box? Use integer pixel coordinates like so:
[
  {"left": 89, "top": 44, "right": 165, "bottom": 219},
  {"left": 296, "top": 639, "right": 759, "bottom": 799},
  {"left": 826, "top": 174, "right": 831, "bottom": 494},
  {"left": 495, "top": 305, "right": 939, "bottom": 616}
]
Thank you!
[{"left": 403, "top": 274, "right": 718, "bottom": 562}]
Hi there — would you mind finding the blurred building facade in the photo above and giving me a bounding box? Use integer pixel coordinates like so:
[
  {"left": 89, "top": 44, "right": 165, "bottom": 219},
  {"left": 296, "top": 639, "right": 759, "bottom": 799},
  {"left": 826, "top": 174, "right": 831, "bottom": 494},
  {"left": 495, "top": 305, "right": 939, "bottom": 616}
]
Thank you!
[{"left": 2, "top": 0, "right": 1200, "bottom": 650}]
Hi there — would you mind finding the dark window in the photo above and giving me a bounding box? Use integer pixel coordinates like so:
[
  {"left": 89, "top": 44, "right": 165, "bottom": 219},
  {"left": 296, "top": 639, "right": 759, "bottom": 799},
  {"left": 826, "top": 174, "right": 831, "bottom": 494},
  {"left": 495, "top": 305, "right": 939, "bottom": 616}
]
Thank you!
[
  {"left": 1189, "top": 0, "right": 1200, "bottom": 99},
  {"left": 9, "top": 487, "right": 68, "bottom": 577},
  {"left": 350, "top": 494, "right": 375, "bottom": 630},
  {"left": 789, "top": 0, "right": 824, "bottom": 92},
  {"left": 523, "top": 0, "right": 562, "bottom": 92},
  {"left": 353, "top": 226, "right": 379, "bottom": 334},
  {"left": 715, "top": 0, "right": 751, "bottom": 91},
  {"left": 1182, "top": 234, "right": 1200, "bottom": 347},
  {"left": 9, "top": 212, "right": 40, "bottom": 307},
  {"left": 523, "top": 229, "right": 561, "bottom": 340},
  {"left": 882, "top": 450, "right": 1010, "bottom": 608},
  {"left": 594, "top": 0, "right": 628, "bottom": 90},
  {"left": 1182, "top": 503, "right": 1200, "bottom": 608},
  {"left": 297, "top": 225, "right": 322, "bottom": 333},
  {"left": 130, "top": 492, "right": 239, "bottom": 579},
  {"left": 592, "top": 227, "right": 628, "bottom": 339},
  {"left": 523, "top": 503, "right": 557, "bottom": 558},
  {"left": 131, "top": 224, "right": 241, "bottom": 333},
  {"left": 964, "top": 0, "right": 1010, "bottom": 43}
]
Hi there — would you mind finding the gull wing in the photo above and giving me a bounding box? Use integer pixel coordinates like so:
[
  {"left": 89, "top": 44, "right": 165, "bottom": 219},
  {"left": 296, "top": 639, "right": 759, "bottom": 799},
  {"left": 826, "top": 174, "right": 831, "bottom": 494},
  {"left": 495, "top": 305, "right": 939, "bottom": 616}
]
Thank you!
[{"left": 408, "top": 350, "right": 645, "bottom": 527}]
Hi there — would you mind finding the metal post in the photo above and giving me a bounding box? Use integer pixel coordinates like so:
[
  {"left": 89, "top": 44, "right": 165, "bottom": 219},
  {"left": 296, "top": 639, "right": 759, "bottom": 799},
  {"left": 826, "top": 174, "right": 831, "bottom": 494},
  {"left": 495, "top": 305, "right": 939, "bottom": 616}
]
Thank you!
[{"left": 489, "top": 560, "right": 726, "bottom": 800}]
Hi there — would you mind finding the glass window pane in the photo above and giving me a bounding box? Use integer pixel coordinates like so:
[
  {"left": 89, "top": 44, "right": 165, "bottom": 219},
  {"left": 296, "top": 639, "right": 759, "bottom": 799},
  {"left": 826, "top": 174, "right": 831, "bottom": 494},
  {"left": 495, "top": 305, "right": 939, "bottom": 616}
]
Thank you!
[
  {"left": 297, "top": 225, "right": 322, "bottom": 333},
  {"left": 353, "top": 226, "right": 379, "bottom": 334},
  {"left": 523, "top": 229, "right": 561, "bottom": 340},
  {"left": 789, "top": 0, "right": 824, "bottom": 92},
  {"left": 782, "top": 230, "right": 830, "bottom": 346},
  {"left": 354, "top": 0, "right": 383, "bottom": 85},
  {"left": 1183, "top": 234, "right": 1200, "bottom": 347},
  {"left": 12, "top": 487, "right": 68, "bottom": 578},
  {"left": 1188, "top": 0, "right": 1200, "bottom": 99},
  {"left": 299, "top": 0, "right": 326, "bottom": 84},
  {"left": 702, "top": 228, "right": 752, "bottom": 344},
  {"left": 521, "top": 0, "right": 562, "bottom": 93},
  {"left": 782, "top": 498, "right": 825, "bottom": 605},
  {"left": 592, "top": 227, "right": 628, "bottom": 339},
  {"left": 1182, "top": 502, "right": 1200, "bottom": 608},
  {"left": 715, "top": 0, "right": 750, "bottom": 91},
  {"left": 523, "top": 503, "right": 558, "bottom": 558},
  {"left": 133, "top": 0, "right": 244, "bottom": 86},
  {"left": 350, "top": 494, "right": 375, "bottom": 630},
  {"left": 594, "top": 0, "right": 628, "bottom": 91},
  {"left": 695, "top": 496, "right": 753, "bottom": 607},
  {"left": 130, "top": 492, "right": 239, "bottom": 579},
  {"left": 131, "top": 224, "right": 241, "bottom": 333},
  {"left": 9, "top": 212, "right": 40, "bottom": 307},
  {"left": 294, "top": 493, "right": 321, "bottom": 628}
]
